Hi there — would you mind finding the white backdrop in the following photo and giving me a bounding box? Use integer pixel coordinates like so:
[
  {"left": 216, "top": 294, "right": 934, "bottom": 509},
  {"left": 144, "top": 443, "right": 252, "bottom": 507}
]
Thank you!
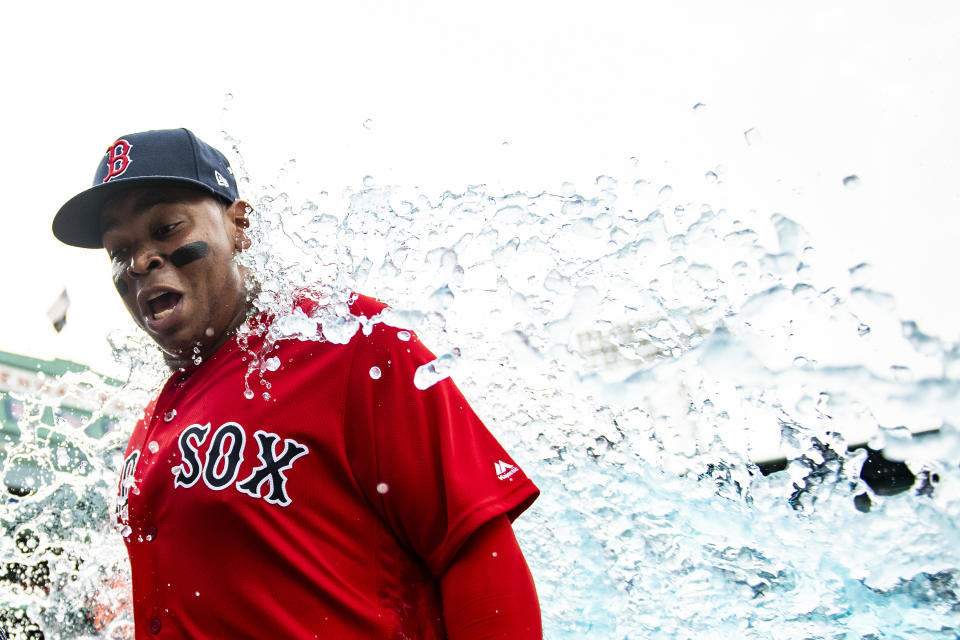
[{"left": 1, "top": 0, "right": 957, "bottom": 377}]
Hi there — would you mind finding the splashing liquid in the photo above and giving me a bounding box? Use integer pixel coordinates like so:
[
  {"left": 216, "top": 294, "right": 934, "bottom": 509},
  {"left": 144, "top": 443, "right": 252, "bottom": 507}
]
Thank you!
[
  {"left": 2, "top": 157, "right": 958, "bottom": 638},
  {"left": 231, "top": 167, "right": 960, "bottom": 638}
]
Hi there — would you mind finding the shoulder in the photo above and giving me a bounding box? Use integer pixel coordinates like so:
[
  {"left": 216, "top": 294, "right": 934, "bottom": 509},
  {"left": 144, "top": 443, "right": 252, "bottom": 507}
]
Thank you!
[
  {"left": 286, "top": 290, "right": 428, "bottom": 363},
  {"left": 345, "top": 294, "right": 425, "bottom": 356},
  {"left": 290, "top": 291, "right": 388, "bottom": 324},
  {"left": 334, "top": 296, "right": 439, "bottom": 389},
  {"left": 348, "top": 293, "right": 389, "bottom": 318}
]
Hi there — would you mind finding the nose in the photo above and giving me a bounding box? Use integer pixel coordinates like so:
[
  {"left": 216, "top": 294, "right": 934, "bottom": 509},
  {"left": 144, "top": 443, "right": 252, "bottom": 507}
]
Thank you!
[{"left": 126, "top": 247, "right": 165, "bottom": 278}]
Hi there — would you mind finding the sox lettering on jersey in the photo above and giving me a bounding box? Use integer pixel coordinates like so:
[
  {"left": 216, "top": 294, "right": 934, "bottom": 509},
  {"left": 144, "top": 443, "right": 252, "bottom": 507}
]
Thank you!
[
  {"left": 174, "top": 423, "right": 211, "bottom": 489},
  {"left": 173, "top": 421, "right": 309, "bottom": 506},
  {"left": 102, "top": 139, "right": 132, "bottom": 182},
  {"left": 237, "top": 431, "right": 309, "bottom": 506},
  {"left": 203, "top": 421, "right": 246, "bottom": 491}
]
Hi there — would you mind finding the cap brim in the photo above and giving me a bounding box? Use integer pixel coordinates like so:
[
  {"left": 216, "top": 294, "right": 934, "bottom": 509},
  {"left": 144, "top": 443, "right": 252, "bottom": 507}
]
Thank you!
[{"left": 52, "top": 176, "right": 223, "bottom": 249}]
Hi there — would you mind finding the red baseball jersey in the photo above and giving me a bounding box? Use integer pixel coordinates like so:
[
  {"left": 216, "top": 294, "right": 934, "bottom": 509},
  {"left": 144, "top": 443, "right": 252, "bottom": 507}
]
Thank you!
[{"left": 117, "top": 295, "right": 538, "bottom": 639}]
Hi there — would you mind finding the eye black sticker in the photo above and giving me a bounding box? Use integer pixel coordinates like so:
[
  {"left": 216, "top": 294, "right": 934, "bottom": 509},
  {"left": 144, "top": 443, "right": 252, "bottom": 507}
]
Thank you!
[{"left": 170, "top": 241, "right": 211, "bottom": 268}]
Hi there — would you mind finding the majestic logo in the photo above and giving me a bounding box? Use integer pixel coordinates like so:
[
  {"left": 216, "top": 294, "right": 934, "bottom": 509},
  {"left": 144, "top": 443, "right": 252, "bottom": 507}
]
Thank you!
[
  {"left": 102, "top": 139, "right": 133, "bottom": 183},
  {"left": 173, "top": 421, "right": 309, "bottom": 507},
  {"left": 495, "top": 459, "right": 519, "bottom": 480}
]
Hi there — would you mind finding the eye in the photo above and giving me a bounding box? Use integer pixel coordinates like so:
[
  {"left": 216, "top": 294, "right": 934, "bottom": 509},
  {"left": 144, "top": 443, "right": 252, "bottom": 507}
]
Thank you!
[{"left": 155, "top": 221, "right": 181, "bottom": 237}]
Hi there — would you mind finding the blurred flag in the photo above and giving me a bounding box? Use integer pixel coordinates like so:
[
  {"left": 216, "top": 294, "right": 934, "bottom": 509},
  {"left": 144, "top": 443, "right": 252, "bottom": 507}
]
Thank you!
[{"left": 47, "top": 288, "right": 70, "bottom": 333}]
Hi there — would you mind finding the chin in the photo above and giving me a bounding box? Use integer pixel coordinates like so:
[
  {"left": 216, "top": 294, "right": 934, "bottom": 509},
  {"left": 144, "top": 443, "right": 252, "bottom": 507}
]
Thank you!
[
  {"left": 158, "top": 344, "right": 189, "bottom": 361},
  {"left": 152, "top": 332, "right": 196, "bottom": 359}
]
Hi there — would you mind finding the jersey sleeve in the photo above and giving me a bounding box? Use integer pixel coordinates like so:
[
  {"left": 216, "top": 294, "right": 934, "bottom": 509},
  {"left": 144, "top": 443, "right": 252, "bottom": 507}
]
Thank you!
[{"left": 343, "top": 318, "right": 539, "bottom": 577}]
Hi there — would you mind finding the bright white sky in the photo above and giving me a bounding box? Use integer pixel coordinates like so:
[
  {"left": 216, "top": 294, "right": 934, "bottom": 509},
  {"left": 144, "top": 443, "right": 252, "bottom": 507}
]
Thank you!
[{"left": 1, "top": 1, "right": 958, "bottom": 378}]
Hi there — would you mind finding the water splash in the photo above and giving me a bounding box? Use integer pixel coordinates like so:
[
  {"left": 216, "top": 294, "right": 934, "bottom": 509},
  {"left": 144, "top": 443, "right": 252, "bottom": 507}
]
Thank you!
[
  {"left": 229, "top": 168, "right": 959, "bottom": 637},
  {"left": 0, "top": 369, "right": 137, "bottom": 637},
  {"left": 413, "top": 352, "right": 458, "bottom": 390},
  {"left": 3, "top": 150, "right": 959, "bottom": 639}
]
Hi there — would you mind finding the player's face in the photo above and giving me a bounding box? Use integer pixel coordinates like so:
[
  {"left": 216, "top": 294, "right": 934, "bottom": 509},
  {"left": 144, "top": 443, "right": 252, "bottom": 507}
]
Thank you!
[{"left": 100, "top": 186, "right": 249, "bottom": 367}]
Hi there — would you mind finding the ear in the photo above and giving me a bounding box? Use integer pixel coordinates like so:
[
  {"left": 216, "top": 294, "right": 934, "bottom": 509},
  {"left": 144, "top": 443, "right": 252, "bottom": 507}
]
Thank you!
[{"left": 225, "top": 199, "right": 252, "bottom": 251}]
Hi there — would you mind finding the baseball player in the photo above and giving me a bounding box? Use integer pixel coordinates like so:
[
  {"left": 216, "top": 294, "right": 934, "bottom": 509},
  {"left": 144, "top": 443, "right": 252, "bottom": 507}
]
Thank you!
[{"left": 52, "top": 128, "right": 542, "bottom": 638}]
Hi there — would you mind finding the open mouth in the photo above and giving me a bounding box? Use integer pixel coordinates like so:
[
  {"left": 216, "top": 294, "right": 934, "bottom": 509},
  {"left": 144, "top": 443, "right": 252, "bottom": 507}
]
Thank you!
[{"left": 147, "top": 292, "right": 183, "bottom": 321}]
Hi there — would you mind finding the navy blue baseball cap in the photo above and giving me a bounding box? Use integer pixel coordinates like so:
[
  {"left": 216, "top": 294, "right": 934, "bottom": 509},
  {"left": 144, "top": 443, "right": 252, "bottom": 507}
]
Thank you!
[{"left": 52, "top": 128, "right": 239, "bottom": 248}]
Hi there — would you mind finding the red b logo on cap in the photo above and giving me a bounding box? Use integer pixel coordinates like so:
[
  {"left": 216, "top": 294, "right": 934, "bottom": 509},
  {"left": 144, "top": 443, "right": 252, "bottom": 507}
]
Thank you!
[{"left": 102, "top": 139, "right": 132, "bottom": 183}]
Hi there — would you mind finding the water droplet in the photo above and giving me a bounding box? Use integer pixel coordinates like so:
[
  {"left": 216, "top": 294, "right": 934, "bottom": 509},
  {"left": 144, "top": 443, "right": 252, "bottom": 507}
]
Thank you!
[
  {"left": 362, "top": 118, "right": 373, "bottom": 130},
  {"left": 376, "top": 482, "right": 389, "bottom": 494},
  {"left": 595, "top": 175, "right": 616, "bottom": 190},
  {"left": 262, "top": 392, "right": 271, "bottom": 401},
  {"left": 369, "top": 366, "right": 382, "bottom": 380},
  {"left": 705, "top": 171, "right": 718, "bottom": 184},
  {"left": 145, "top": 533, "right": 154, "bottom": 542},
  {"left": 561, "top": 181, "right": 575, "bottom": 196},
  {"left": 857, "top": 323, "right": 871, "bottom": 336},
  {"left": 492, "top": 551, "right": 498, "bottom": 557},
  {"left": 244, "top": 389, "right": 255, "bottom": 400},
  {"left": 195, "top": 591, "right": 200, "bottom": 597},
  {"left": 163, "top": 410, "right": 177, "bottom": 423},
  {"left": 363, "top": 175, "right": 375, "bottom": 188},
  {"left": 744, "top": 127, "right": 761, "bottom": 146},
  {"left": 397, "top": 330, "right": 411, "bottom": 342},
  {"left": 429, "top": 285, "right": 455, "bottom": 310},
  {"left": 414, "top": 353, "right": 457, "bottom": 390},
  {"left": 121, "top": 525, "right": 132, "bottom": 538},
  {"left": 265, "top": 357, "right": 281, "bottom": 372},
  {"left": 842, "top": 175, "right": 861, "bottom": 189},
  {"left": 148, "top": 441, "right": 159, "bottom": 453},
  {"left": 658, "top": 185, "right": 673, "bottom": 199},
  {"left": 692, "top": 102, "right": 706, "bottom": 111},
  {"left": 205, "top": 327, "right": 215, "bottom": 337},
  {"left": 223, "top": 92, "right": 234, "bottom": 103}
]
